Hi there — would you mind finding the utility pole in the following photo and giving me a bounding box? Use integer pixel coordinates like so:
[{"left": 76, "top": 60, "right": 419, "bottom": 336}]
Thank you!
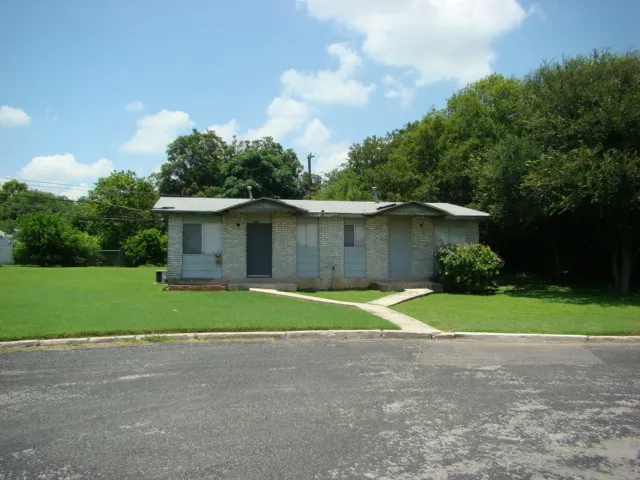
[{"left": 306, "top": 153, "right": 315, "bottom": 198}]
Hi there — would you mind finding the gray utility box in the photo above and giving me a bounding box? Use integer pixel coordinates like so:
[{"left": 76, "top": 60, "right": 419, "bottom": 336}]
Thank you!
[{"left": 156, "top": 270, "right": 168, "bottom": 284}]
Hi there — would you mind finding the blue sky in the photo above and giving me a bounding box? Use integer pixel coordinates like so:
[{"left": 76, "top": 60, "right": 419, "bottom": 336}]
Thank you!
[{"left": 0, "top": 0, "right": 637, "bottom": 198}]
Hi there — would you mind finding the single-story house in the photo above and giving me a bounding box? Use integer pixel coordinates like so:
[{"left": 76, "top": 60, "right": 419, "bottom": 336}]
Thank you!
[{"left": 152, "top": 196, "right": 489, "bottom": 290}]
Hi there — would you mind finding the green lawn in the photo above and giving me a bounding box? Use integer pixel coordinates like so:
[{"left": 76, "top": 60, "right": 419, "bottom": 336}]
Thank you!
[
  {"left": 298, "top": 290, "right": 393, "bottom": 303},
  {"left": 0, "top": 267, "right": 396, "bottom": 341},
  {"left": 394, "top": 283, "right": 640, "bottom": 335}
]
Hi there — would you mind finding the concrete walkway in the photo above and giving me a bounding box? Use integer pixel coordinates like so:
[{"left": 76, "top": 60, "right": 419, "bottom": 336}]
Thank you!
[
  {"left": 368, "top": 288, "right": 433, "bottom": 307},
  {"left": 249, "top": 288, "right": 439, "bottom": 334}
]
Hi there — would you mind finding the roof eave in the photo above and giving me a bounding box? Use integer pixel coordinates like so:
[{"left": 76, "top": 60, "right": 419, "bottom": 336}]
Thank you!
[{"left": 216, "top": 197, "right": 308, "bottom": 213}]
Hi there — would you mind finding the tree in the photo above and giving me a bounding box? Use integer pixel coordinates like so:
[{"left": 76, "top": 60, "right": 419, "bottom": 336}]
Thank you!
[
  {"left": 315, "top": 51, "right": 639, "bottom": 293},
  {"left": 13, "top": 212, "right": 100, "bottom": 266},
  {"left": 158, "top": 129, "right": 232, "bottom": 196},
  {"left": 122, "top": 228, "right": 167, "bottom": 266},
  {"left": 80, "top": 171, "right": 162, "bottom": 249},
  {"left": 0, "top": 180, "right": 28, "bottom": 197},
  {"left": 523, "top": 51, "right": 640, "bottom": 294},
  {"left": 0, "top": 181, "right": 75, "bottom": 234},
  {"left": 213, "top": 137, "right": 304, "bottom": 199}
]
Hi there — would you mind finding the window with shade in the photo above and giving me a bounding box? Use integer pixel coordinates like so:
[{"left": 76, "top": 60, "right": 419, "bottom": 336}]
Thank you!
[
  {"left": 297, "top": 221, "right": 319, "bottom": 247},
  {"left": 183, "top": 223, "right": 203, "bottom": 254},
  {"left": 343, "top": 224, "right": 364, "bottom": 247},
  {"left": 344, "top": 220, "right": 366, "bottom": 278}
]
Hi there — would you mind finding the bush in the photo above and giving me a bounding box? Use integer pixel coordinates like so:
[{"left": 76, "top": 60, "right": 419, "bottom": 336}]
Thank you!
[
  {"left": 122, "top": 228, "right": 167, "bottom": 267},
  {"left": 66, "top": 231, "right": 102, "bottom": 266},
  {"left": 435, "top": 243, "right": 504, "bottom": 293},
  {"left": 13, "top": 212, "right": 101, "bottom": 266}
]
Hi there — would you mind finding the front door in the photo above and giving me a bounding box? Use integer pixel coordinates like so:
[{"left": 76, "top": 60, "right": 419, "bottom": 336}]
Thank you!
[
  {"left": 247, "top": 223, "right": 272, "bottom": 277},
  {"left": 388, "top": 217, "right": 412, "bottom": 277}
]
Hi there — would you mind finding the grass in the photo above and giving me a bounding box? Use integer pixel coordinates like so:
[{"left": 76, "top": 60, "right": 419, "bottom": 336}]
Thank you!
[
  {"left": 394, "top": 281, "right": 640, "bottom": 335},
  {"left": 298, "top": 290, "right": 393, "bottom": 303},
  {"left": 0, "top": 267, "right": 397, "bottom": 341}
]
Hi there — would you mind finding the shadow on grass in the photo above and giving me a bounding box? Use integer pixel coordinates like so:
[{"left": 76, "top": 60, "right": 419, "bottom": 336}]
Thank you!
[{"left": 501, "top": 277, "right": 640, "bottom": 307}]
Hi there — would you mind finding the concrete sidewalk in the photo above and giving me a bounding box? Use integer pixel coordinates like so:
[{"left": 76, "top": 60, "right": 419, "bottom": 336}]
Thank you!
[
  {"left": 367, "top": 288, "right": 433, "bottom": 306},
  {"left": 249, "top": 288, "right": 439, "bottom": 334}
]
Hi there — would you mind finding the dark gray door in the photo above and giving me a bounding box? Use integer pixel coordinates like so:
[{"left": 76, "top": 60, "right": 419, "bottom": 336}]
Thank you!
[
  {"left": 247, "top": 223, "right": 272, "bottom": 277},
  {"left": 388, "top": 217, "right": 412, "bottom": 277}
]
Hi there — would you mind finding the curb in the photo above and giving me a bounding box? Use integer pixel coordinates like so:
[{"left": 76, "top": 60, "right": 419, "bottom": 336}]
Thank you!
[
  {"left": 453, "top": 332, "right": 589, "bottom": 342},
  {"left": 1, "top": 331, "right": 639, "bottom": 350}
]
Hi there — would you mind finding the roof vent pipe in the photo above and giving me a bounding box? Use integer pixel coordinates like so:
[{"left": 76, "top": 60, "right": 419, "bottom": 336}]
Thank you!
[
  {"left": 372, "top": 186, "right": 379, "bottom": 204},
  {"left": 247, "top": 185, "right": 253, "bottom": 200}
]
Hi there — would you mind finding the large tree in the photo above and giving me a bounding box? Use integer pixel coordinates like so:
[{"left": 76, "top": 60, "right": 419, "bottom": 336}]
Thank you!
[
  {"left": 0, "top": 181, "right": 75, "bottom": 234},
  {"left": 316, "top": 51, "right": 639, "bottom": 293},
  {"left": 523, "top": 51, "right": 640, "bottom": 294},
  {"left": 158, "top": 129, "right": 232, "bottom": 196},
  {"left": 79, "top": 171, "right": 161, "bottom": 249},
  {"left": 211, "top": 137, "right": 304, "bottom": 199},
  {"left": 158, "top": 131, "right": 306, "bottom": 199}
]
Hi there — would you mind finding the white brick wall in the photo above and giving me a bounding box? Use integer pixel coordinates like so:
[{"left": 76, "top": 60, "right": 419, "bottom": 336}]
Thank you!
[
  {"left": 319, "top": 217, "right": 344, "bottom": 281},
  {"left": 222, "top": 213, "right": 247, "bottom": 278},
  {"left": 412, "top": 217, "right": 434, "bottom": 277},
  {"left": 272, "top": 213, "right": 296, "bottom": 278},
  {"left": 168, "top": 211, "right": 465, "bottom": 284},
  {"left": 365, "top": 216, "right": 388, "bottom": 278},
  {"left": 167, "top": 215, "right": 183, "bottom": 278},
  {"left": 466, "top": 220, "right": 480, "bottom": 244}
]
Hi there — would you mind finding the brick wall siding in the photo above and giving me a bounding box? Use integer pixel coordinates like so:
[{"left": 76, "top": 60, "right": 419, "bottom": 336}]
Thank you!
[
  {"left": 365, "top": 216, "right": 388, "bottom": 278},
  {"left": 222, "top": 213, "right": 247, "bottom": 278},
  {"left": 272, "top": 213, "right": 296, "bottom": 278},
  {"left": 412, "top": 216, "right": 434, "bottom": 277}
]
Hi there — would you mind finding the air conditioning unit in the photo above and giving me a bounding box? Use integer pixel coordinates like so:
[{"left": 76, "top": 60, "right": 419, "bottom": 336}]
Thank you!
[{"left": 156, "top": 270, "right": 168, "bottom": 284}]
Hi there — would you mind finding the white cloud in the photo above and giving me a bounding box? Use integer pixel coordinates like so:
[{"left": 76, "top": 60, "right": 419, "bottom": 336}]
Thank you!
[
  {"left": 19, "top": 154, "right": 113, "bottom": 185},
  {"left": 382, "top": 74, "right": 414, "bottom": 108},
  {"left": 295, "top": 118, "right": 349, "bottom": 173},
  {"left": 0, "top": 106, "right": 31, "bottom": 127},
  {"left": 281, "top": 43, "right": 375, "bottom": 105},
  {"left": 207, "top": 119, "right": 239, "bottom": 142},
  {"left": 246, "top": 97, "right": 310, "bottom": 141},
  {"left": 121, "top": 110, "right": 194, "bottom": 154},
  {"left": 300, "top": 0, "right": 528, "bottom": 86},
  {"left": 125, "top": 100, "right": 144, "bottom": 112}
]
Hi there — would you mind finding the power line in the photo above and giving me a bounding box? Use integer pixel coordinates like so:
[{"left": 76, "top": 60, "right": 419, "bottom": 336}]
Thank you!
[
  {"left": 0, "top": 176, "right": 187, "bottom": 198},
  {"left": 0, "top": 191, "right": 152, "bottom": 212},
  {"left": 0, "top": 176, "right": 94, "bottom": 190},
  {"left": 75, "top": 216, "right": 159, "bottom": 222}
]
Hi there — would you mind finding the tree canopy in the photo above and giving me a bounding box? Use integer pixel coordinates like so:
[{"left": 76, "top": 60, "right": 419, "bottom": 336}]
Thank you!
[
  {"left": 78, "top": 171, "right": 162, "bottom": 250},
  {"left": 158, "top": 132, "right": 306, "bottom": 199},
  {"left": 316, "top": 50, "right": 640, "bottom": 294}
]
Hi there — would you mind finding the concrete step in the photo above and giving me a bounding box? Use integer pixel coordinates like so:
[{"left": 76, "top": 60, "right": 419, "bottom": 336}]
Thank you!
[{"left": 228, "top": 281, "right": 297, "bottom": 292}]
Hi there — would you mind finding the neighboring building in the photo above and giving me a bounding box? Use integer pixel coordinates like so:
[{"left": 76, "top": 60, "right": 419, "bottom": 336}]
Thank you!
[
  {"left": 0, "top": 231, "right": 13, "bottom": 265},
  {"left": 152, "top": 197, "right": 489, "bottom": 290}
]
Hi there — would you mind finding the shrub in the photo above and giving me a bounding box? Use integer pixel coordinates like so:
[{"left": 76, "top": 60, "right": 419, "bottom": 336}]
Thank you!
[
  {"left": 13, "top": 212, "right": 101, "bottom": 266},
  {"left": 66, "top": 231, "right": 102, "bottom": 266},
  {"left": 435, "top": 243, "right": 504, "bottom": 293},
  {"left": 122, "top": 228, "right": 167, "bottom": 267}
]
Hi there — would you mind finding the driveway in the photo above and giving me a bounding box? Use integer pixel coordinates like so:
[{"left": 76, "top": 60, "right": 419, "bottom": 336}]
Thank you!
[{"left": 1, "top": 340, "right": 639, "bottom": 479}]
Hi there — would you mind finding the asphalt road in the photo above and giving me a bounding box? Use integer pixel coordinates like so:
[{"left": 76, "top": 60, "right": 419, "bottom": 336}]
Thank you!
[{"left": 1, "top": 340, "right": 639, "bottom": 480}]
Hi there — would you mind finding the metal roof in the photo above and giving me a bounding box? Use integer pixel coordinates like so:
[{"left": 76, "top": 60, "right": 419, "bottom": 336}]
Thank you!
[{"left": 151, "top": 197, "right": 489, "bottom": 218}]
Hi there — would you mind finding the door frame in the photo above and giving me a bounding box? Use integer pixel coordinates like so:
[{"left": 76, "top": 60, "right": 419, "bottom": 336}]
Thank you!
[
  {"left": 388, "top": 216, "right": 413, "bottom": 278},
  {"left": 246, "top": 219, "right": 273, "bottom": 278}
]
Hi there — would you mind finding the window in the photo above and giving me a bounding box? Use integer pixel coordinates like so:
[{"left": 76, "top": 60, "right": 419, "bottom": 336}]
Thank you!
[
  {"left": 183, "top": 224, "right": 202, "bottom": 254},
  {"left": 297, "top": 220, "right": 318, "bottom": 247},
  {"left": 344, "top": 223, "right": 364, "bottom": 247},
  {"left": 436, "top": 221, "right": 467, "bottom": 245},
  {"left": 344, "top": 225, "right": 355, "bottom": 247}
]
